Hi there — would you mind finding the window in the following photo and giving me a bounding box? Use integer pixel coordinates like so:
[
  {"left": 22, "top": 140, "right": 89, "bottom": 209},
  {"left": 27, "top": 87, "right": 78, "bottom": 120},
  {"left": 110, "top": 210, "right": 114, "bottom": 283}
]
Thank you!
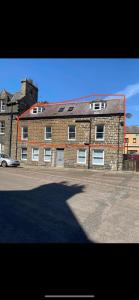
[
  {"left": 44, "top": 148, "right": 52, "bottom": 162},
  {"left": 91, "top": 102, "right": 106, "bottom": 110},
  {"left": 32, "top": 148, "right": 39, "bottom": 161},
  {"left": 68, "top": 125, "right": 76, "bottom": 140},
  {"left": 101, "top": 102, "right": 105, "bottom": 109},
  {"left": 94, "top": 103, "right": 100, "bottom": 110},
  {"left": 32, "top": 107, "right": 38, "bottom": 113},
  {"left": 21, "top": 127, "right": 28, "bottom": 140},
  {"left": 58, "top": 107, "right": 65, "bottom": 112},
  {"left": 0, "top": 121, "right": 5, "bottom": 134},
  {"left": 68, "top": 107, "right": 74, "bottom": 111},
  {"left": 92, "top": 149, "right": 104, "bottom": 165},
  {"left": 133, "top": 138, "right": 136, "bottom": 143},
  {"left": 21, "top": 147, "right": 27, "bottom": 160},
  {"left": 32, "top": 107, "right": 45, "bottom": 114},
  {"left": 0, "top": 100, "right": 6, "bottom": 112},
  {"left": 77, "top": 149, "right": 86, "bottom": 164},
  {"left": 95, "top": 125, "right": 104, "bottom": 140},
  {"left": 125, "top": 138, "right": 129, "bottom": 143},
  {"left": 38, "top": 106, "right": 45, "bottom": 113},
  {"left": 45, "top": 126, "right": 52, "bottom": 140}
]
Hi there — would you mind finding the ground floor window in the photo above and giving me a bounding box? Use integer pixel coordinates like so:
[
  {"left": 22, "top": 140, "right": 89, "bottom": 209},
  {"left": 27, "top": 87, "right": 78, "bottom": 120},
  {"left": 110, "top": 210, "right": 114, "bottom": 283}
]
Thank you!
[
  {"left": 77, "top": 149, "right": 87, "bottom": 164},
  {"left": 21, "top": 147, "right": 27, "bottom": 160},
  {"left": 32, "top": 148, "right": 39, "bottom": 161},
  {"left": 92, "top": 149, "right": 104, "bottom": 165},
  {"left": 44, "top": 148, "right": 52, "bottom": 162},
  {"left": 0, "top": 121, "right": 5, "bottom": 134},
  {"left": 0, "top": 143, "right": 4, "bottom": 153}
]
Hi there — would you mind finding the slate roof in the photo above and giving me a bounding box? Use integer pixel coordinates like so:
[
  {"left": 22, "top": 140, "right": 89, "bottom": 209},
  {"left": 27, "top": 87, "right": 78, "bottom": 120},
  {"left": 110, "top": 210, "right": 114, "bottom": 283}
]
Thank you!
[
  {"left": 20, "top": 98, "right": 124, "bottom": 119},
  {"left": 0, "top": 89, "right": 13, "bottom": 101},
  {"left": 126, "top": 126, "right": 139, "bottom": 134},
  {"left": 10, "top": 92, "right": 24, "bottom": 103},
  {"left": 0, "top": 89, "right": 24, "bottom": 103}
]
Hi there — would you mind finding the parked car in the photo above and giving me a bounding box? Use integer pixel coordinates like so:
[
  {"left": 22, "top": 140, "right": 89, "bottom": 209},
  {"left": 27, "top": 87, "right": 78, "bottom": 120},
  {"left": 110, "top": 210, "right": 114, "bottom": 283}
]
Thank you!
[{"left": 0, "top": 154, "right": 20, "bottom": 167}]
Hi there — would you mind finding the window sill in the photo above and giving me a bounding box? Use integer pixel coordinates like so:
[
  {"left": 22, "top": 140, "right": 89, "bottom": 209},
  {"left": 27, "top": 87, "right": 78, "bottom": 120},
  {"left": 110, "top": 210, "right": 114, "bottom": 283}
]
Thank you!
[
  {"left": 44, "top": 160, "right": 51, "bottom": 162},
  {"left": 68, "top": 139, "right": 76, "bottom": 141},
  {"left": 95, "top": 139, "right": 104, "bottom": 141},
  {"left": 21, "top": 138, "right": 28, "bottom": 141},
  {"left": 45, "top": 139, "right": 52, "bottom": 141},
  {"left": 92, "top": 163, "right": 104, "bottom": 166}
]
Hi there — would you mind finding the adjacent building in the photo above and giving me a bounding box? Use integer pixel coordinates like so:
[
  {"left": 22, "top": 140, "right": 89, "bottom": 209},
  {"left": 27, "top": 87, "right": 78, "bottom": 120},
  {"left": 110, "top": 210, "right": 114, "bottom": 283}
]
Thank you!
[
  {"left": 11, "top": 98, "right": 125, "bottom": 170},
  {"left": 0, "top": 79, "right": 38, "bottom": 155},
  {"left": 125, "top": 126, "right": 139, "bottom": 154}
]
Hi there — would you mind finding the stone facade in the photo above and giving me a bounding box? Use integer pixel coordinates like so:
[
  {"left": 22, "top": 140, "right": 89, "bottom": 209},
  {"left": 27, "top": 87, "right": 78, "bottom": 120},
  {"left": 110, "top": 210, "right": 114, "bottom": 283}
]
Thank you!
[
  {"left": 0, "top": 79, "right": 38, "bottom": 155},
  {"left": 12, "top": 113, "right": 124, "bottom": 171}
]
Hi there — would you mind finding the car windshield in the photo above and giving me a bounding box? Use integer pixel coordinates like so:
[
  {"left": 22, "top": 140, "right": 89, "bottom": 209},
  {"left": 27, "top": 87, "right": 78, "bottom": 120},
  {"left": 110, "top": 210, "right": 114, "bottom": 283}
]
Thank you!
[{"left": 1, "top": 154, "right": 9, "bottom": 158}]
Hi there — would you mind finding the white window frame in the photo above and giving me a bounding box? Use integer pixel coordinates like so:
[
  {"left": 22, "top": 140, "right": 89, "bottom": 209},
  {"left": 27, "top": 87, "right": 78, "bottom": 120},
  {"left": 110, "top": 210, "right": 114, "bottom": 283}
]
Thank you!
[
  {"left": 21, "top": 127, "right": 28, "bottom": 140},
  {"left": 45, "top": 126, "right": 52, "bottom": 140},
  {"left": 77, "top": 149, "right": 87, "bottom": 164},
  {"left": 0, "top": 121, "right": 5, "bottom": 134},
  {"left": 44, "top": 148, "right": 52, "bottom": 162},
  {"left": 21, "top": 147, "right": 27, "bottom": 161},
  {"left": 90, "top": 102, "right": 106, "bottom": 110},
  {"left": 0, "top": 100, "right": 6, "bottom": 112},
  {"left": 92, "top": 149, "right": 104, "bottom": 165},
  {"left": 32, "top": 148, "right": 39, "bottom": 161},
  {"left": 95, "top": 125, "right": 105, "bottom": 141},
  {"left": 68, "top": 125, "right": 76, "bottom": 141},
  {"left": 32, "top": 107, "right": 45, "bottom": 114}
]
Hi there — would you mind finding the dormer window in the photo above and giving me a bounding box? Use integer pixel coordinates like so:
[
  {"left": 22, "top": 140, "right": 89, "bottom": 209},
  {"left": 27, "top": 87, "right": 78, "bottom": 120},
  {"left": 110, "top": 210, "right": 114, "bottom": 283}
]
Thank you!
[
  {"left": 68, "top": 107, "right": 74, "bottom": 111},
  {"left": 94, "top": 103, "right": 100, "bottom": 110},
  {"left": 90, "top": 101, "right": 106, "bottom": 110},
  {"left": 58, "top": 107, "right": 65, "bottom": 112},
  {"left": 32, "top": 106, "right": 45, "bottom": 114}
]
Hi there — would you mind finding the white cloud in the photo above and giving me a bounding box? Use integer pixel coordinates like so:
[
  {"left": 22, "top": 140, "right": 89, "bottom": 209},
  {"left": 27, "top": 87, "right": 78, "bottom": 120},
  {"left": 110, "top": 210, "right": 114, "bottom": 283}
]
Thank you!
[{"left": 104, "top": 82, "right": 139, "bottom": 100}]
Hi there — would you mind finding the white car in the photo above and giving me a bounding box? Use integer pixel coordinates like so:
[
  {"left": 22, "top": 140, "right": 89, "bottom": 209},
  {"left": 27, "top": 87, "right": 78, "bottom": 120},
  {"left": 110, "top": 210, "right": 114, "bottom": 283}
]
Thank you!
[{"left": 0, "top": 154, "right": 20, "bottom": 167}]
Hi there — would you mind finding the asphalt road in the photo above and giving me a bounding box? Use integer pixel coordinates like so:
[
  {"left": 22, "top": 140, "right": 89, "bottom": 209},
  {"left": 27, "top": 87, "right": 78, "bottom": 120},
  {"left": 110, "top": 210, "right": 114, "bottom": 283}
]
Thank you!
[{"left": 0, "top": 166, "right": 139, "bottom": 243}]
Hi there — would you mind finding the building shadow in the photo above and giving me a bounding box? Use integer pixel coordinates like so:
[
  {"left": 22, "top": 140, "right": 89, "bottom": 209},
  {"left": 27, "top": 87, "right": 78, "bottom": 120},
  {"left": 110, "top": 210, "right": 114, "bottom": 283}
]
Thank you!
[{"left": 0, "top": 181, "right": 91, "bottom": 243}]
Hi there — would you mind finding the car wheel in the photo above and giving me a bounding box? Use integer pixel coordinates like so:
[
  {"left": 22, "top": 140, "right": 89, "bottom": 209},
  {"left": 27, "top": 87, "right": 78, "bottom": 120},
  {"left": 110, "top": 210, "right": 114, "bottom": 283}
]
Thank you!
[{"left": 1, "top": 161, "right": 7, "bottom": 168}]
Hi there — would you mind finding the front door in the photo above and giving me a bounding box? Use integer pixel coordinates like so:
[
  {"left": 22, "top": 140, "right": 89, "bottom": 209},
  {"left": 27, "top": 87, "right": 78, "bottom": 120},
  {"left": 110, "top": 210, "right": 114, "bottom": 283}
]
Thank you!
[{"left": 56, "top": 149, "right": 64, "bottom": 167}]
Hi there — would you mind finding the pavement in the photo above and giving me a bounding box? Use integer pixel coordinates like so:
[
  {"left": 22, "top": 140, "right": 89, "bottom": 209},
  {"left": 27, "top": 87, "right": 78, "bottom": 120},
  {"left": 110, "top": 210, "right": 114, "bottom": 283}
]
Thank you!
[{"left": 0, "top": 166, "right": 139, "bottom": 243}]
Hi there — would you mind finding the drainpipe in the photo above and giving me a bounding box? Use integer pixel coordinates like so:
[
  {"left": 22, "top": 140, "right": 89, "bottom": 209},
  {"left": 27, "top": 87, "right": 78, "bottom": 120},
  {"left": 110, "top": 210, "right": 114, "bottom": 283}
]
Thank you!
[
  {"left": 15, "top": 116, "right": 18, "bottom": 159},
  {"left": 117, "top": 116, "right": 121, "bottom": 171},
  {"left": 9, "top": 103, "right": 13, "bottom": 157},
  {"left": 88, "top": 118, "right": 92, "bottom": 169}
]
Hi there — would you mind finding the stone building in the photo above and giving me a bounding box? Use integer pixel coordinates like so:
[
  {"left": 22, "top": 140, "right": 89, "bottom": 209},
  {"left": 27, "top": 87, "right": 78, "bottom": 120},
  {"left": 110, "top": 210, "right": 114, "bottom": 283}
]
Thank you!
[
  {"left": 125, "top": 126, "right": 139, "bottom": 154},
  {"left": 12, "top": 98, "right": 125, "bottom": 170},
  {"left": 0, "top": 79, "right": 38, "bottom": 155}
]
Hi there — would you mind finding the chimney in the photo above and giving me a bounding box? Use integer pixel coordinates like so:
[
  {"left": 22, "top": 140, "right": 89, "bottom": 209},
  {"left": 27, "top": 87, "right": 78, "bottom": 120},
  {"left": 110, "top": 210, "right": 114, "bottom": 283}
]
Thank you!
[{"left": 21, "top": 78, "right": 38, "bottom": 102}]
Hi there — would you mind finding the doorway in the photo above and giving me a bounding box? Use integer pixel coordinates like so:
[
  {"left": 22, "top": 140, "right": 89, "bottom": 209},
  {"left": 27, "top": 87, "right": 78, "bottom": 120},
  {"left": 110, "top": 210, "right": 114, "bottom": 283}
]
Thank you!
[{"left": 56, "top": 149, "right": 64, "bottom": 167}]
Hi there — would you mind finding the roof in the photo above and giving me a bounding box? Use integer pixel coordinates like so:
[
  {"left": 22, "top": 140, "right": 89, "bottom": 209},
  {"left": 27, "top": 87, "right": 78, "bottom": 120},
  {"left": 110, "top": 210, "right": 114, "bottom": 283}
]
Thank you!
[
  {"left": 126, "top": 126, "right": 139, "bottom": 134},
  {"left": 0, "top": 89, "right": 13, "bottom": 100},
  {"left": 0, "top": 89, "right": 24, "bottom": 104},
  {"left": 20, "top": 98, "right": 124, "bottom": 119},
  {"left": 10, "top": 92, "right": 24, "bottom": 103}
]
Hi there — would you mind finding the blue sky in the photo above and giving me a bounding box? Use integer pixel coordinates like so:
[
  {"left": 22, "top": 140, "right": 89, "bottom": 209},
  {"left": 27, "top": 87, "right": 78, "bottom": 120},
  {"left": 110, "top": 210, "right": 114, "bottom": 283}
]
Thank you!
[{"left": 0, "top": 58, "right": 139, "bottom": 125}]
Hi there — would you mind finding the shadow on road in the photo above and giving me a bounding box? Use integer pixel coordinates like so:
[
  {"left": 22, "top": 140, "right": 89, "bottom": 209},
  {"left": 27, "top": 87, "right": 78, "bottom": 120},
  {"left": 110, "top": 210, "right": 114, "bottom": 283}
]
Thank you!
[{"left": 0, "top": 181, "right": 91, "bottom": 243}]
